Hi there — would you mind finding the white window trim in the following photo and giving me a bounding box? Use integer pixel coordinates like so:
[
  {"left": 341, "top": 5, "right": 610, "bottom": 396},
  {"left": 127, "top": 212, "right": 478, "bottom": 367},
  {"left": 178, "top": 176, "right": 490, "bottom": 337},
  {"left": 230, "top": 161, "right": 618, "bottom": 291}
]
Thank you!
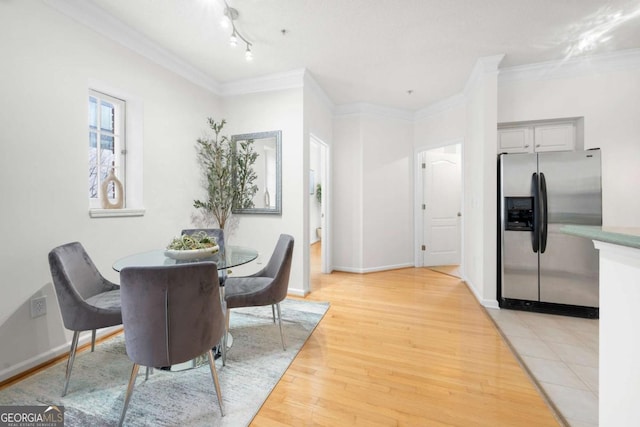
[
  {"left": 88, "top": 79, "right": 144, "bottom": 218},
  {"left": 89, "top": 89, "right": 126, "bottom": 208}
]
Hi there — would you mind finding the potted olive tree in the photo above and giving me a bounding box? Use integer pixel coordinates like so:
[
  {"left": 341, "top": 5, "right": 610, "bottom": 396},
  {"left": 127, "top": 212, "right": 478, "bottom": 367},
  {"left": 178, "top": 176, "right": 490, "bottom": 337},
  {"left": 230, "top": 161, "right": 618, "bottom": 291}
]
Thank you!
[{"left": 193, "top": 118, "right": 258, "bottom": 230}]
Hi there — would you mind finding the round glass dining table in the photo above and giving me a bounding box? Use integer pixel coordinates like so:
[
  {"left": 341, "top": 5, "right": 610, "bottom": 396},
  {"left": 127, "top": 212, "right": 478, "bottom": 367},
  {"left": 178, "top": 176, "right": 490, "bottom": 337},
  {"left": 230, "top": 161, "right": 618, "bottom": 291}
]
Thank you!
[
  {"left": 112, "top": 245, "right": 258, "bottom": 371},
  {"left": 112, "top": 245, "right": 258, "bottom": 272}
]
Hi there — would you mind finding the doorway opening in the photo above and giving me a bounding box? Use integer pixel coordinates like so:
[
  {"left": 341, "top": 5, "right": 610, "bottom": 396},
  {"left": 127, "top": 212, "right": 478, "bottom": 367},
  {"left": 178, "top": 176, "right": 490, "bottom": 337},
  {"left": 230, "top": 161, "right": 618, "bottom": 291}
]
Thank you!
[
  {"left": 310, "top": 135, "right": 330, "bottom": 278},
  {"left": 415, "top": 142, "right": 463, "bottom": 278}
]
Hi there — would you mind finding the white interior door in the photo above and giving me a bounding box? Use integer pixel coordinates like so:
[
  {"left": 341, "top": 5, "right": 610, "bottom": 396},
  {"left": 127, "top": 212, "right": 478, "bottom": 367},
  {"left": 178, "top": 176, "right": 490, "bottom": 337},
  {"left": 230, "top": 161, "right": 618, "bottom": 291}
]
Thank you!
[{"left": 422, "top": 148, "right": 461, "bottom": 266}]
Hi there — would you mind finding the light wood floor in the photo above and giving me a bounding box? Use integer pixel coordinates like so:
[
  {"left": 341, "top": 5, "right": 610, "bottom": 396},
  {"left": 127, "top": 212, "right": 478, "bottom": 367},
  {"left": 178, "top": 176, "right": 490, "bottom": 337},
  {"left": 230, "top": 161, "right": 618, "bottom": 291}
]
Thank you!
[
  {"left": 1, "top": 245, "right": 561, "bottom": 426},
  {"left": 252, "top": 243, "right": 560, "bottom": 426}
]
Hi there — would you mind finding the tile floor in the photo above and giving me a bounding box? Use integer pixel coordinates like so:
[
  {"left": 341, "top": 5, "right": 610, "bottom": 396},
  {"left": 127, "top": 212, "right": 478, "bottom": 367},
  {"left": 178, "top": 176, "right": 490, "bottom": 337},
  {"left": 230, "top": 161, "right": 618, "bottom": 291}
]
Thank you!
[{"left": 487, "top": 308, "right": 599, "bottom": 427}]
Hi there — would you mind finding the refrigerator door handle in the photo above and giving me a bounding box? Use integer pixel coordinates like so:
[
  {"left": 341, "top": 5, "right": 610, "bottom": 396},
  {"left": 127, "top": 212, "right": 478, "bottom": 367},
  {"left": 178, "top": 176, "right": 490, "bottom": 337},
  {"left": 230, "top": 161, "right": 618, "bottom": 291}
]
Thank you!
[
  {"left": 540, "top": 172, "right": 548, "bottom": 253},
  {"left": 531, "top": 172, "right": 539, "bottom": 253}
]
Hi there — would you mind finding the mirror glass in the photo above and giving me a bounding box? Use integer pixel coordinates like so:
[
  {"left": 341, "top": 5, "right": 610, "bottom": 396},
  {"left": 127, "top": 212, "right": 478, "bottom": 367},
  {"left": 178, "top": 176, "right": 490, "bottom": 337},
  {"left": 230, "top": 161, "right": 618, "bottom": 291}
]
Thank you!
[{"left": 231, "top": 130, "right": 282, "bottom": 214}]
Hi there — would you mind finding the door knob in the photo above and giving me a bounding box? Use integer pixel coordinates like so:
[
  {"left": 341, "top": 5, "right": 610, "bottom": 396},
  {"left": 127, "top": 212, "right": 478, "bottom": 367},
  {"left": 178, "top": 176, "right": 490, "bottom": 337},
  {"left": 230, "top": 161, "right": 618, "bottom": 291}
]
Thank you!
[{"left": 457, "top": 212, "right": 462, "bottom": 217}]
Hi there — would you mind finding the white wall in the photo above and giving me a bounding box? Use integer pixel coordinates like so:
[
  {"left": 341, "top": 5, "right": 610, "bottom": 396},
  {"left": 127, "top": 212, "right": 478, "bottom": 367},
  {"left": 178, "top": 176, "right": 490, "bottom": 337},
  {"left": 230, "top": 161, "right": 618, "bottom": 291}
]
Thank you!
[
  {"left": 332, "top": 116, "right": 364, "bottom": 270},
  {"left": 0, "top": 1, "right": 222, "bottom": 380},
  {"left": 463, "top": 69, "right": 500, "bottom": 307},
  {"left": 498, "top": 62, "right": 640, "bottom": 227},
  {"left": 361, "top": 115, "right": 414, "bottom": 271},
  {"left": 414, "top": 100, "right": 466, "bottom": 149},
  {"left": 221, "top": 89, "right": 306, "bottom": 294},
  {"left": 332, "top": 110, "right": 414, "bottom": 272}
]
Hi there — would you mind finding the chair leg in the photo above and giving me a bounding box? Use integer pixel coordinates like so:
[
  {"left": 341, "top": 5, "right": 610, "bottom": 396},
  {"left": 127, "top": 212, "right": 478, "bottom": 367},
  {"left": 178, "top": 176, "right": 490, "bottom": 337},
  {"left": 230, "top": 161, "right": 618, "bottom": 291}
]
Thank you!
[
  {"left": 62, "top": 331, "right": 80, "bottom": 396},
  {"left": 145, "top": 367, "right": 152, "bottom": 380},
  {"left": 118, "top": 364, "right": 140, "bottom": 427},
  {"left": 206, "top": 350, "right": 225, "bottom": 416},
  {"left": 271, "top": 304, "right": 276, "bottom": 323},
  {"left": 220, "top": 336, "right": 227, "bottom": 366},
  {"left": 222, "top": 308, "right": 230, "bottom": 366},
  {"left": 276, "top": 303, "right": 286, "bottom": 351},
  {"left": 91, "top": 329, "right": 97, "bottom": 352}
]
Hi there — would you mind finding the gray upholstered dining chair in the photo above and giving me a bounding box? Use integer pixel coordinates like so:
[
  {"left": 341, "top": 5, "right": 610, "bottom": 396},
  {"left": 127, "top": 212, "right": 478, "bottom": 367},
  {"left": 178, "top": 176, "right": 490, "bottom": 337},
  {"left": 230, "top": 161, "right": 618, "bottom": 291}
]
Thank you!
[
  {"left": 181, "top": 228, "right": 226, "bottom": 284},
  {"left": 118, "top": 262, "right": 226, "bottom": 426},
  {"left": 224, "top": 234, "right": 294, "bottom": 356},
  {"left": 48, "top": 242, "right": 122, "bottom": 397}
]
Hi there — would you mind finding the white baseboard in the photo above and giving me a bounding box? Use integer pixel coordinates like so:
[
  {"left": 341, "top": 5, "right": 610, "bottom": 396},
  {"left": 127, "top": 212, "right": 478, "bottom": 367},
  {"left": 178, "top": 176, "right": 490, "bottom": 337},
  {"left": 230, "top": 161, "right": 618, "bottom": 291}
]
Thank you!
[
  {"left": 461, "top": 276, "right": 499, "bottom": 309},
  {"left": 287, "top": 288, "right": 308, "bottom": 297},
  {"left": 481, "top": 299, "right": 500, "bottom": 309},
  {"left": 333, "top": 262, "right": 414, "bottom": 274},
  {"left": 0, "top": 326, "right": 122, "bottom": 383},
  {"left": 331, "top": 266, "right": 361, "bottom": 273}
]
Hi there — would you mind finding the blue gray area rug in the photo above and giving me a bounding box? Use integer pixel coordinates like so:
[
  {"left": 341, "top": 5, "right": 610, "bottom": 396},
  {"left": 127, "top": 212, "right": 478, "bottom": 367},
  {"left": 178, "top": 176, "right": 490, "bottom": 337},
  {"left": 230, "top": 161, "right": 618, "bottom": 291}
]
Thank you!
[{"left": 0, "top": 299, "right": 329, "bottom": 426}]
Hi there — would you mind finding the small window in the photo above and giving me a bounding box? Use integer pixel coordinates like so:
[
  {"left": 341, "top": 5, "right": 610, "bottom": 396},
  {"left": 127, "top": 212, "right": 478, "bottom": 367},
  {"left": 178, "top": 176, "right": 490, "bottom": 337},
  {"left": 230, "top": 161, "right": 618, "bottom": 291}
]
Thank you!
[{"left": 88, "top": 89, "right": 126, "bottom": 208}]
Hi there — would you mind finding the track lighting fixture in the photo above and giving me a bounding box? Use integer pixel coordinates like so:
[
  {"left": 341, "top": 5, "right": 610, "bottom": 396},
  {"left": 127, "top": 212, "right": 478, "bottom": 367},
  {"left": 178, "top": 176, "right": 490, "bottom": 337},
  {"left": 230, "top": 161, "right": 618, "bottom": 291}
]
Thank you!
[
  {"left": 220, "top": 4, "right": 237, "bottom": 29},
  {"left": 222, "top": 1, "right": 253, "bottom": 61}
]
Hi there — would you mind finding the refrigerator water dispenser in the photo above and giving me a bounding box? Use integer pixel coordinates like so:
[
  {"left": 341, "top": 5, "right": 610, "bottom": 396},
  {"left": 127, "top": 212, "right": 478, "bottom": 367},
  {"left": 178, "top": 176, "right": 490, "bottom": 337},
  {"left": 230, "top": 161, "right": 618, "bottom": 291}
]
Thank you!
[{"left": 505, "top": 197, "right": 534, "bottom": 231}]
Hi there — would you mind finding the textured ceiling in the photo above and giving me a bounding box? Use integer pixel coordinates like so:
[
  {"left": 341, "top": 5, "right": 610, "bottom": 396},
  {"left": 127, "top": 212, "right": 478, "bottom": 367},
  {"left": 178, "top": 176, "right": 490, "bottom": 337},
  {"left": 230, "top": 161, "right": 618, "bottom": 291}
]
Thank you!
[{"left": 88, "top": 0, "right": 640, "bottom": 110}]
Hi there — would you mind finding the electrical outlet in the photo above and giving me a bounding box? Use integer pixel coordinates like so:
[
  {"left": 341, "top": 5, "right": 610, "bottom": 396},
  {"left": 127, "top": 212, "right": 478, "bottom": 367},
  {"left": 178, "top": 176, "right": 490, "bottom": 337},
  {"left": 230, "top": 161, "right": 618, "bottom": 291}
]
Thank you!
[{"left": 30, "top": 296, "right": 47, "bottom": 318}]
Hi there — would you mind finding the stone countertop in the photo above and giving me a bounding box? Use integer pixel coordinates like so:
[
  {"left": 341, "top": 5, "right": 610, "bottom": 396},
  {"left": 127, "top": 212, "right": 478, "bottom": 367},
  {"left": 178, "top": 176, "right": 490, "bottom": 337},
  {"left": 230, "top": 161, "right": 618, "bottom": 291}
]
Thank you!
[{"left": 561, "top": 225, "right": 640, "bottom": 250}]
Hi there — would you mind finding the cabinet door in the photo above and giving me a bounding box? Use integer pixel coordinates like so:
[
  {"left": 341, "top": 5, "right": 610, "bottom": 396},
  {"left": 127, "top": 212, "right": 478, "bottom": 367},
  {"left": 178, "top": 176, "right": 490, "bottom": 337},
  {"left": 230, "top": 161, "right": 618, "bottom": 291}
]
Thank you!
[
  {"left": 498, "top": 127, "right": 533, "bottom": 153},
  {"left": 534, "top": 123, "right": 575, "bottom": 152}
]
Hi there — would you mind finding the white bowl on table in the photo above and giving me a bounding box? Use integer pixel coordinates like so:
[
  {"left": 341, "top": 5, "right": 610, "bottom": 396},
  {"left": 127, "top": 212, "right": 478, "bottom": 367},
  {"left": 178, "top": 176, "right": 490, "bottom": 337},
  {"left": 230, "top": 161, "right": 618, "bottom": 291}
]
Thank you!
[{"left": 164, "top": 245, "right": 219, "bottom": 261}]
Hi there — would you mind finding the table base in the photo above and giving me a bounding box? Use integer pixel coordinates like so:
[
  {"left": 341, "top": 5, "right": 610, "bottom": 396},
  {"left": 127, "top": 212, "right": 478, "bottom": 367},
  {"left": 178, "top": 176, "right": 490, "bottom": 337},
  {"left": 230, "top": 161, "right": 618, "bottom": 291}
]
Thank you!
[{"left": 164, "top": 332, "right": 233, "bottom": 372}]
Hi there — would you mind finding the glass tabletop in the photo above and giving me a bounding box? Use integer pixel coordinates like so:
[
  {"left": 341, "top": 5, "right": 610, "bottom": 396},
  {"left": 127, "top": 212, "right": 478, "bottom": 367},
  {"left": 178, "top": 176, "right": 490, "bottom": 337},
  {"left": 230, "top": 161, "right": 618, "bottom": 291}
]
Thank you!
[{"left": 112, "top": 245, "right": 258, "bottom": 272}]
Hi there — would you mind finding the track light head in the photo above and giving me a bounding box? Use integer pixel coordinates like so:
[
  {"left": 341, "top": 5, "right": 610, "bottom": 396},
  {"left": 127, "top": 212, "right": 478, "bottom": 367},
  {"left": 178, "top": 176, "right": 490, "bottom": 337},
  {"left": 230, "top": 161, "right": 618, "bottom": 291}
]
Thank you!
[{"left": 222, "top": 6, "right": 238, "bottom": 24}]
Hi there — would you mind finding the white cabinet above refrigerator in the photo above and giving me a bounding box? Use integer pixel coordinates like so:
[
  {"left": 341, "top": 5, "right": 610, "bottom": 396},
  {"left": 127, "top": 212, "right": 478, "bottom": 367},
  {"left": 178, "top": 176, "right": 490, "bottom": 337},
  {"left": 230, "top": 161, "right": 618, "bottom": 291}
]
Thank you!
[
  {"left": 497, "top": 127, "right": 534, "bottom": 153},
  {"left": 498, "top": 119, "right": 578, "bottom": 154},
  {"left": 534, "top": 123, "right": 575, "bottom": 152}
]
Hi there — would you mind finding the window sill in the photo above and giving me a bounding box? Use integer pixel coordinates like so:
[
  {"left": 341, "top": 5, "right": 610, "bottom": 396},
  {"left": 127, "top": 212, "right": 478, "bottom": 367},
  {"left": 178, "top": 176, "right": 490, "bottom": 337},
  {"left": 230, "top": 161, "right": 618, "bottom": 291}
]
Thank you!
[{"left": 89, "top": 208, "right": 146, "bottom": 218}]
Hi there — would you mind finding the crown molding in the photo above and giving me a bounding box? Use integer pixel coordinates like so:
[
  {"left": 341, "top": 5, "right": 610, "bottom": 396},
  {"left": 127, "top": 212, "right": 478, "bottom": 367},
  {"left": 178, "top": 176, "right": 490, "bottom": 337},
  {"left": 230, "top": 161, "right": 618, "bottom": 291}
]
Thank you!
[
  {"left": 43, "top": 0, "right": 221, "bottom": 94},
  {"left": 303, "top": 71, "right": 335, "bottom": 112},
  {"left": 219, "top": 69, "right": 306, "bottom": 96},
  {"left": 41, "top": 1, "right": 325, "bottom": 103},
  {"left": 499, "top": 48, "right": 640, "bottom": 85},
  {"left": 334, "top": 103, "right": 414, "bottom": 121},
  {"left": 40, "top": 0, "right": 640, "bottom": 125},
  {"left": 463, "top": 54, "right": 505, "bottom": 97},
  {"left": 413, "top": 55, "right": 503, "bottom": 122}
]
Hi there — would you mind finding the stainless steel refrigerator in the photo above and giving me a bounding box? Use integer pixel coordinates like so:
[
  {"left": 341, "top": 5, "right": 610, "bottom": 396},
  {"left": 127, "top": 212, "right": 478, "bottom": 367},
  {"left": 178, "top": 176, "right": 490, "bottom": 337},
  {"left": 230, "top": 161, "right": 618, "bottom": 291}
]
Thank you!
[{"left": 498, "top": 149, "right": 601, "bottom": 318}]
